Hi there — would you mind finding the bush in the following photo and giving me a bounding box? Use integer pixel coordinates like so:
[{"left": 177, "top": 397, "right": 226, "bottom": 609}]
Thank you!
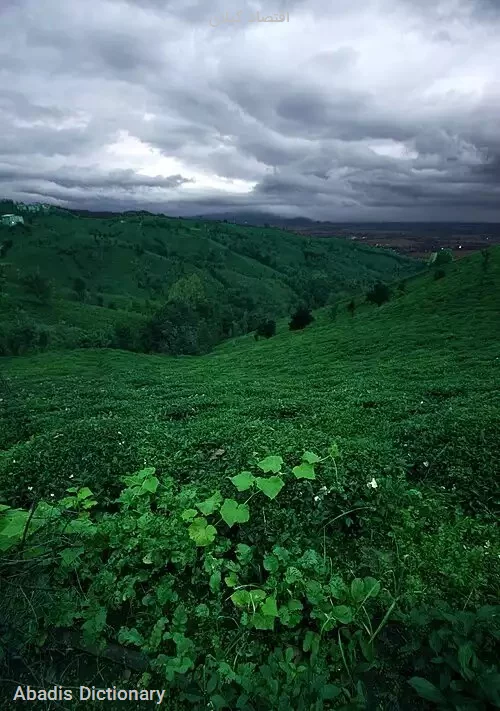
[
  {"left": 347, "top": 299, "right": 356, "bottom": 317},
  {"left": 366, "top": 281, "right": 391, "bottom": 307},
  {"left": 73, "top": 277, "right": 86, "bottom": 301},
  {"left": 289, "top": 306, "right": 314, "bottom": 331},
  {"left": 255, "top": 320, "right": 276, "bottom": 340},
  {"left": 21, "top": 271, "right": 52, "bottom": 303},
  {"left": 142, "top": 300, "right": 214, "bottom": 355},
  {"left": 434, "top": 269, "right": 446, "bottom": 280},
  {"left": 433, "top": 249, "right": 453, "bottom": 267}
]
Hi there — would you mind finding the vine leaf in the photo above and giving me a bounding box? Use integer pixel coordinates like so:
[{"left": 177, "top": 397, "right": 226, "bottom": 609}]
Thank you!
[
  {"left": 256, "top": 476, "right": 285, "bottom": 500},
  {"left": 230, "top": 471, "right": 255, "bottom": 492},
  {"left": 261, "top": 595, "right": 279, "bottom": 617},
  {"left": 257, "top": 455, "right": 283, "bottom": 473},
  {"left": 220, "top": 499, "right": 250, "bottom": 528},
  {"left": 302, "top": 451, "right": 321, "bottom": 464},
  {"left": 188, "top": 517, "right": 217, "bottom": 546},
  {"left": 292, "top": 462, "right": 316, "bottom": 480},
  {"left": 196, "top": 491, "right": 222, "bottom": 516}
]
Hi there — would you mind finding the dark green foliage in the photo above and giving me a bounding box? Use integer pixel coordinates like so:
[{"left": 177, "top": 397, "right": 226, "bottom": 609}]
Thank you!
[
  {"left": 289, "top": 306, "right": 314, "bottom": 331},
  {"left": 0, "top": 238, "right": 13, "bottom": 258},
  {"left": 255, "top": 320, "right": 277, "bottom": 339},
  {"left": 142, "top": 300, "right": 214, "bottom": 355},
  {"left": 73, "top": 277, "right": 86, "bottom": 301},
  {"left": 434, "top": 249, "right": 454, "bottom": 267},
  {"left": 481, "top": 249, "right": 490, "bottom": 272},
  {"left": 0, "top": 206, "right": 423, "bottom": 357},
  {"left": 347, "top": 299, "right": 356, "bottom": 316},
  {"left": 21, "top": 271, "right": 53, "bottom": 303},
  {"left": 434, "top": 268, "right": 446, "bottom": 280},
  {"left": 366, "top": 281, "right": 391, "bottom": 306}
]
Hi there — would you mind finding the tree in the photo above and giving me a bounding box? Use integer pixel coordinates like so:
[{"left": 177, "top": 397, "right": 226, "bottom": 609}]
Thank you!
[
  {"left": 73, "top": 277, "right": 86, "bottom": 301},
  {"left": 433, "top": 249, "right": 453, "bottom": 267},
  {"left": 255, "top": 320, "right": 276, "bottom": 340},
  {"left": 142, "top": 301, "right": 213, "bottom": 355},
  {"left": 434, "top": 268, "right": 446, "bottom": 280},
  {"left": 366, "top": 281, "right": 391, "bottom": 307},
  {"left": 347, "top": 299, "right": 356, "bottom": 317},
  {"left": 22, "top": 271, "right": 52, "bottom": 303},
  {"left": 289, "top": 306, "right": 314, "bottom": 331}
]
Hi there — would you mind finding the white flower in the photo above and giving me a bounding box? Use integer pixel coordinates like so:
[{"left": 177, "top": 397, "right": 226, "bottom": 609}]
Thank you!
[
  {"left": 313, "top": 495, "right": 320, "bottom": 503},
  {"left": 420, "top": 401, "right": 424, "bottom": 404},
  {"left": 28, "top": 486, "right": 33, "bottom": 491},
  {"left": 50, "top": 493, "right": 55, "bottom": 497},
  {"left": 423, "top": 461, "right": 429, "bottom": 468},
  {"left": 319, "top": 486, "right": 328, "bottom": 493},
  {"left": 367, "top": 478, "right": 378, "bottom": 489},
  {"left": 69, "top": 474, "right": 74, "bottom": 479}
]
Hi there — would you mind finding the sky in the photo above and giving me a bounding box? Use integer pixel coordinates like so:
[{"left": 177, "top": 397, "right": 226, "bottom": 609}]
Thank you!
[{"left": 0, "top": 0, "right": 499, "bottom": 221}]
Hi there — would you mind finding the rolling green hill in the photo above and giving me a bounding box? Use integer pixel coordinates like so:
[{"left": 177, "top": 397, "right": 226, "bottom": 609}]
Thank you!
[
  {"left": 0, "top": 244, "right": 498, "bottom": 709},
  {"left": 0, "top": 201, "right": 423, "bottom": 355}
]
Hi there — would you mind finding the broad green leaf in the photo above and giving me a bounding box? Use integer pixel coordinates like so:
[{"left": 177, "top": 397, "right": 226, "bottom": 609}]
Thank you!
[
  {"left": 220, "top": 499, "right": 250, "bottom": 528},
  {"left": 302, "top": 451, "right": 321, "bottom": 464},
  {"left": 261, "top": 596, "right": 278, "bottom": 618},
  {"left": 230, "top": 472, "right": 255, "bottom": 492},
  {"left": 263, "top": 554, "right": 279, "bottom": 572},
  {"left": 77, "top": 487, "right": 94, "bottom": 500},
  {"left": 231, "top": 590, "right": 250, "bottom": 607},
  {"left": 255, "top": 476, "right": 285, "bottom": 500},
  {"left": 257, "top": 455, "right": 283, "bottom": 473},
  {"left": 187, "top": 517, "right": 217, "bottom": 546},
  {"left": 408, "top": 677, "right": 447, "bottom": 704},
  {"left": 137, "top": 467, "right": 156, "bottom": 478},
  {"left": 235, "top": 543, "right": 253, "bottom": 564},
  {"left": 141, "top": 476, "right": 159, "bottom": 494},
  {"left": 350, "top": 578, "right": 365, "bottom": 603},
  {"left": 224, "top": 572, "right": 239, "bottom": 588},
  {"left": 331, "top": 605, "right": 353, "bottom": 624},
  {"left": 0, "top": 504, "right": 11, "bottom": 512},
  {"left": 118, "top": 627, "right": 145, "bottom": 647},
  {"left": 292, "top": 463, "right": 316, "bottom": 480},
  {"left": 181, "top": 508, "right": 198, "bottom": 521},
  {"left": 363, "top": 577, "right": 381, "bottom": 598},
  {"left": 251, "top": 612, "right": 275, "bottom": 630},
  {"left": 196, "top": 491, "right": 222, "bottom": 516},
  {"left": 322, "top": 685, "right": 341, "bottom": 700},
  {"left": 60, "top": 546, "right": 85, "bottom": 566}
]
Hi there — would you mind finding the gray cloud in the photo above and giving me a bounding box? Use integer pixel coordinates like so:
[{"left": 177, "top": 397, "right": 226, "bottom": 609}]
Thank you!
[{"left": 0, "top": 0, "right": 499, "bottom": 220}]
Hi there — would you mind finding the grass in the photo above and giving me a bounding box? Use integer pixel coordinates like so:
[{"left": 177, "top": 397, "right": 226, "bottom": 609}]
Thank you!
[{"left": 0, "top": 246, "right": 498, "bottom": 709}]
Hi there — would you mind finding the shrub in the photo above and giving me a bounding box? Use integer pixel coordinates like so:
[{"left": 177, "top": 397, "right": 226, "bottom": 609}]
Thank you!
[
  {"left": 289, "top": 306, "right": 314, "bottom": 331},
  {"left": 434, "top": 269, "right": 446, "bottom": 280},
  {"left": 347, "top": 299, "right": 356, "bottom": 317},
  {"left": 73, "top": 277, "right": 86, "bottom": 301},
  {"left": 366, "top": 281, "right": 391, "bottom": 307},
  {"left": 21, "top": 271, "right": 52, "bottom": 303},
  {"left": 433, "top": 249, "right": 453, "bottom": 267},
  {"left": 255, "top": 320, "right": 276, "bottom": 340}
]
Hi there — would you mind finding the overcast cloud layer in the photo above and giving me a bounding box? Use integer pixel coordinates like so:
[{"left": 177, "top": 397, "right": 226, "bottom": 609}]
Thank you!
[{"left": 0, "top": 0, "right": 499, "bottom": 220}]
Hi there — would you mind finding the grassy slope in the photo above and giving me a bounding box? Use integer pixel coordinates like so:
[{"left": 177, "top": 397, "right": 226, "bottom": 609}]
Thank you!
[
  {"left": 0, "top": 207, "right": 422, "bottom": 349},
  {"left": 1, "top": 249, "right": 499, "bottom": 608}
]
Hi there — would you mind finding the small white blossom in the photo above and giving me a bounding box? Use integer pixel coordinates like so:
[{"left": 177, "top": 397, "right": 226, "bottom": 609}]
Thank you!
[
  {"left": 27, "top": 486, "right": 33, "bottom": 491},
  {"left": 423, "top": 461, "right": 429, "bottom": 467},
  {"left": 319, "top": 486, "right": 328, "bottom": 493},
  {"left": 313, "top": 495, "right": 321, "bottom": 503},
  {"left": 50, "top": 493, "right": 55, "bottom": 497},
  {"left": 367, "top": 478, "right": 378, "bottom": 489},
  {"left": 69, "top": 474, "right": 74, "bottom": 479}
]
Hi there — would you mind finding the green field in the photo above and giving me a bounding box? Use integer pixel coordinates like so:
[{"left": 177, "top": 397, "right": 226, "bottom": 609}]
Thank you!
[
  {"left": 0, "top": 202, "right": 422, "bottom": 356},
  {"left": 0, "top": 235, "right": 499, "bottom": 709}
]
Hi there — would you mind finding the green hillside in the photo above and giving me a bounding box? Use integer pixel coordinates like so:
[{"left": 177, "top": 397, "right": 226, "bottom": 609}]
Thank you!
[
  {"left": 1, "top": 247, "right": 498, "bottom": 709},
  {"left": 0, "top": 201, "right": 422, "bottom": 355}
]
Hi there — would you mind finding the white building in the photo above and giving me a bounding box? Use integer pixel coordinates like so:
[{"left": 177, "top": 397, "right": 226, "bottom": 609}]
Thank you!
[{"left": 1, "top": 214, "right": 24, "bottom": 226}]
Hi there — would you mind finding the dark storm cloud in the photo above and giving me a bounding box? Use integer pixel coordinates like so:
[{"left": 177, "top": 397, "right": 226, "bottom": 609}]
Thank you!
[{"left": 0, "top": 0, "right": 499, "bottom": 220}]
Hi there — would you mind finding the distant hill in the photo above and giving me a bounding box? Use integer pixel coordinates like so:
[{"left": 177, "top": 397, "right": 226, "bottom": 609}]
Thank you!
[{"left": 0, "top": 201, "right": 424, "bottom": 355}]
